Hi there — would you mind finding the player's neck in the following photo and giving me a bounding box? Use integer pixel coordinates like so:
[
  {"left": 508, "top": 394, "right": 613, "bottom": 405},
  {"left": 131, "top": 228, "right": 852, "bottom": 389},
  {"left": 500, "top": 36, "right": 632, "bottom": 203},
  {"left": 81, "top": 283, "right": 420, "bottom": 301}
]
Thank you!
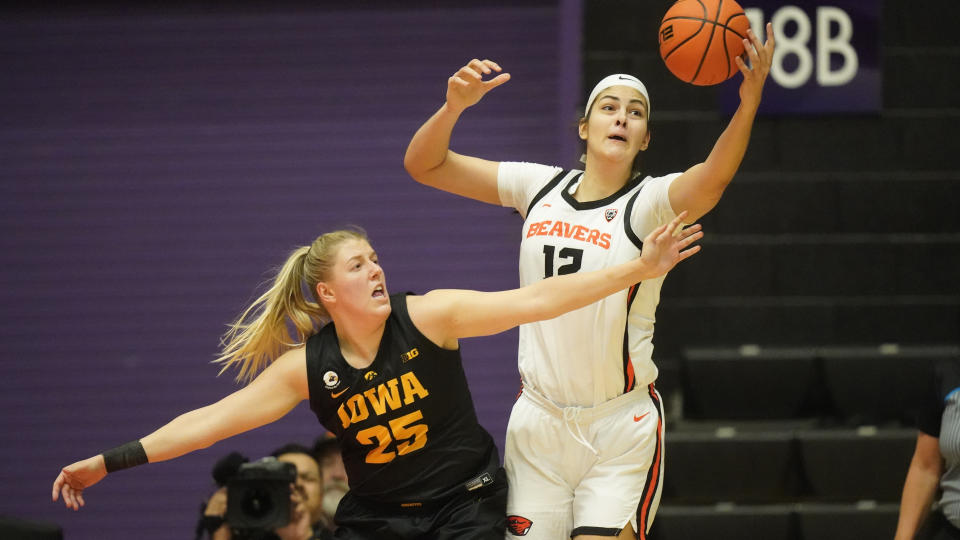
[
  {"left": 332, "top": 315, "right": 387, "bottom": 370},
  {"left": 578, "top": 159, "right": 632, "bottom": 202}
]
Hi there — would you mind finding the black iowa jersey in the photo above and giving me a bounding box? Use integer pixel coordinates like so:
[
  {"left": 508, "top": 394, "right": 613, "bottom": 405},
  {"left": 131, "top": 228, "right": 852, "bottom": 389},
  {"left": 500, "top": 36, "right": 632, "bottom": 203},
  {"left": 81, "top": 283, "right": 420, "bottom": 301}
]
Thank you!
[{"left": 306, "top": 293, "right": 498, "bottom": 504}]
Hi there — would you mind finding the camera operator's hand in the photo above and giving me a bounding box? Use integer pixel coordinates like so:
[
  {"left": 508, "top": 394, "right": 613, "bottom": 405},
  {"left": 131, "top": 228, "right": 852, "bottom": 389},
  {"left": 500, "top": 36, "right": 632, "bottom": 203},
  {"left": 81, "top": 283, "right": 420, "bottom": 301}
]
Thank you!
[
  {"left": 273, "top": 485, "right": 314, "bottom": 540},
  {"left": 202, "top": 487, "right": 232, "bottom": 540}
]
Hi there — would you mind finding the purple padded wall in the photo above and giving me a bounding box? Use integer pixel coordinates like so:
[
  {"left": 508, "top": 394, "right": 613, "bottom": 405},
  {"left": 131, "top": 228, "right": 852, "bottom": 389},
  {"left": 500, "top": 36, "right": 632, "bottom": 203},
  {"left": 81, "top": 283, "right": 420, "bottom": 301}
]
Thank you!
[{"left": 0, "top": 3, "right": 580, "bottom": 537}]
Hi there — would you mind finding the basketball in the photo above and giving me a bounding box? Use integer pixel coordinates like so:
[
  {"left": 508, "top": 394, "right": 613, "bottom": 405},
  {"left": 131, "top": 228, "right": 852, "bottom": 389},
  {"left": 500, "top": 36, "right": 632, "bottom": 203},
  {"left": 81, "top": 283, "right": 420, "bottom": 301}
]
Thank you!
[{"left": 658, "top": 0, "right": 751, "bottom": 86}]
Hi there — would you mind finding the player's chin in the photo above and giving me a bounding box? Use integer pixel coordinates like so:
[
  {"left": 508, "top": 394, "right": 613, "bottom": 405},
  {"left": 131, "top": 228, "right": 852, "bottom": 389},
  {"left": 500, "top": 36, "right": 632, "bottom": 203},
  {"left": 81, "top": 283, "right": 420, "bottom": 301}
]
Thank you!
[
  {"left": 598, "top": 145, "right": 634, "bottom": 163},
  {"left": 370, "top": 295, "right": 392, "bottom": 314}
]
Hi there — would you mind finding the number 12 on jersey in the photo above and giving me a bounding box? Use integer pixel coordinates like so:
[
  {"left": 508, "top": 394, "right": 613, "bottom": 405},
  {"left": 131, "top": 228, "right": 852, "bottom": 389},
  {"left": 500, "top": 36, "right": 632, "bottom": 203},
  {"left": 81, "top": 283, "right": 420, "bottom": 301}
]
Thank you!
[{"left": 543, "top": 245, "right": 583, "bottom": 277}]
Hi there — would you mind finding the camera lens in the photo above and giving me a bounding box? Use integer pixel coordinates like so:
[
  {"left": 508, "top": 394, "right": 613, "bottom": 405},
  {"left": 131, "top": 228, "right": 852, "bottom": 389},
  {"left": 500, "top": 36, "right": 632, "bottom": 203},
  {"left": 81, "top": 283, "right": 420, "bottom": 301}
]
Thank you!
[{"left": 240, "top": 487, "right": 276, "bottom": 519}]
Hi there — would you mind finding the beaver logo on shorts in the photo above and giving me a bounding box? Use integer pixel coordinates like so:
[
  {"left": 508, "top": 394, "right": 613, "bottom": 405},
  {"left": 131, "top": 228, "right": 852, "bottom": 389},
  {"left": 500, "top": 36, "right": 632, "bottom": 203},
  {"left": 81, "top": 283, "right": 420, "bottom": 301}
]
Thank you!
[{"left": 507, "top": 515, "right": 533, "bottom": 536}]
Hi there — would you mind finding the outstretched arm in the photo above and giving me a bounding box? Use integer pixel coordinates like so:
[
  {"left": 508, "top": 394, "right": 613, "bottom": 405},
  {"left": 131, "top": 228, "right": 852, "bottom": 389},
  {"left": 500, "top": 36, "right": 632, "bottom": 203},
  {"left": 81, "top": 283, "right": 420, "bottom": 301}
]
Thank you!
[
  {"left": 403, "top": 58, "right": 510, "bottom": 205},
  {"left": 668, "top": 23, "right": 775, "bottom": 222},
  {"left": 410, "top": 212, "right": 702, "bottom": 348},
  {"left": 894, "top": 431, "right": 944, "bottom": 539},
  {"left": 51, "top": 348, "right": 309, "bottom": 510}
]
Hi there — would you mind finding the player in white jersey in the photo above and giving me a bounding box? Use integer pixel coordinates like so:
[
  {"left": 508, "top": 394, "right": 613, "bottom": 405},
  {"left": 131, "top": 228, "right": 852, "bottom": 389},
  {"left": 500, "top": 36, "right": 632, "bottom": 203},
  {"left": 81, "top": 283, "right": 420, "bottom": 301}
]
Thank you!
[{"left": 404, "top": 24, "right": 775, "bottom": 540}]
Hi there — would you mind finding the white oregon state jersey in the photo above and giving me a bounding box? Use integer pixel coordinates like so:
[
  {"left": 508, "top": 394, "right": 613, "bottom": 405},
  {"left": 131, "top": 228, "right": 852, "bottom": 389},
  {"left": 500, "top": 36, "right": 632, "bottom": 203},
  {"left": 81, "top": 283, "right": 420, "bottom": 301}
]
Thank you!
[{"left": 498, "top": 161, "right": 680, "bottom": 407}]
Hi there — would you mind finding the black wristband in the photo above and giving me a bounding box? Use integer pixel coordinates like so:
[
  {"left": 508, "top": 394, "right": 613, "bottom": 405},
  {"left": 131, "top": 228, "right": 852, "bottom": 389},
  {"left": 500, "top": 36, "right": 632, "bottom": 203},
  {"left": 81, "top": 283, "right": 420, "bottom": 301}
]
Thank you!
[{"left": 102, "top": 440, "right": 149, "bottom": 473}]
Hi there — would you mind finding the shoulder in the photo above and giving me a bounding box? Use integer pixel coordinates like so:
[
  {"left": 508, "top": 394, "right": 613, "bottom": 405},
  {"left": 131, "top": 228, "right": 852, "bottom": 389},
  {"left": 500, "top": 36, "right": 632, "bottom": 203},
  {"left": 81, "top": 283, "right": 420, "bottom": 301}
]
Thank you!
[
  {"left": 629, "top": 172, "right": 684, "bottom": 216},
  {"left": 500, "top": 161, "right": 563, "bottom": 174},
  {"left": 258, "top": 346, "right": 309, "bottom": 399},
  {"left": 641, "top": 171, "right": 683, "bottom": 192},
  {"left": 272, "top": 346, "right": 307, "bottom": 372},
  {"left": 304, "top": 324, "right": 343, "bottom": 384},
  {"left": 499, "top": 161, "right": 565, "bottom": 184},
  {"left": 405, "top": 291, "right": 460, "bottom": 350},
  {"left": 305, "top": 323, "right": 336, "bottom": 360},
  {"left": 387, "top": 292, "right": 413, "bottom": 323},
  {"left": 390, "top": 292, "right": 438, "bottom": 341}
]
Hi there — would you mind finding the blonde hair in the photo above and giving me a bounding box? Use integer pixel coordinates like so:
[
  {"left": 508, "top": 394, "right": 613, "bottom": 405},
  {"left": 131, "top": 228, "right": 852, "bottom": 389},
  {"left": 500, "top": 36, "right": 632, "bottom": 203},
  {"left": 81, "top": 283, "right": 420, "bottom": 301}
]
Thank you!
[{"left": 215, "top": 228, "right": 369, "bottom": 382}]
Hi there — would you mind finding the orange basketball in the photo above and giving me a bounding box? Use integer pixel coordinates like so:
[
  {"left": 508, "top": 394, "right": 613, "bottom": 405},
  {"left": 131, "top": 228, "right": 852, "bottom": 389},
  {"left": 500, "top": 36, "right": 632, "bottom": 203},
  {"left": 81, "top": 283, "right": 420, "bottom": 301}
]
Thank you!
[{"left": 658, "top": 0, "right": 751, "bottom": 86}]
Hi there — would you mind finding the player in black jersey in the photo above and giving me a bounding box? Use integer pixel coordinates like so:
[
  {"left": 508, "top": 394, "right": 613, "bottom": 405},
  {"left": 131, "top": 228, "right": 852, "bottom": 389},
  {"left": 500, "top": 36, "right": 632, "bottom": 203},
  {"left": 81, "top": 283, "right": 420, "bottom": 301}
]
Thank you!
[{"left": 52, "top": 221, "right": 702, "bottom": 539}]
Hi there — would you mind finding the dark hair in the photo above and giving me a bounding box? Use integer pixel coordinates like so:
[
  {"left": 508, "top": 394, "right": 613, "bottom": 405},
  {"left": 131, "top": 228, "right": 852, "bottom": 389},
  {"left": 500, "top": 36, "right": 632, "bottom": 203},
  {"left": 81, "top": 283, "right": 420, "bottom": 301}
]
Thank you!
[
  {"left": 270, "top": 442, "right": 316, "bottom": 461},
  {"left": 312, "top": 434, "right": 341, "bottom": 462},
  {"left": 211, "top": 451, "right": 250, "bottom": 487}
]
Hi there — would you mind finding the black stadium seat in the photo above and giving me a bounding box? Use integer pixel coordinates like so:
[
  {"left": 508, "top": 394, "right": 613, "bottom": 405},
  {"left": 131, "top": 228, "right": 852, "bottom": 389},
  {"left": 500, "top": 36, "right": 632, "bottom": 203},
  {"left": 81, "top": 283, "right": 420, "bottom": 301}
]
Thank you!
[
  {"left": 795, "top": 502, "right": 899, "bottom": 540},
  {"left": 819, "top": 345, "right": 956, "bottom": 426},
  {"left": 681, "top": 346, "right": 821, "bottom": 420},
  {"left": 663, "top": 429, "right": 800, "bottom": 503},
  {"left": 795, "top": 427, "right": 914, "bottom": 501},
  {"left": 648, "top": 504, "right": 794, "bottom": 540}
]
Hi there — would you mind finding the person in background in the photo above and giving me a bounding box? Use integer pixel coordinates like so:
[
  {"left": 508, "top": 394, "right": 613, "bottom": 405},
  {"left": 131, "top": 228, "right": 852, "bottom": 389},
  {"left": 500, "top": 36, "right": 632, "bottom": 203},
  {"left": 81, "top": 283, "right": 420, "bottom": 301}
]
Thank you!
[
  {"left": 896, "top": 358, "right": 960, "bottom": 540},
  {"left": 194, "top": 451, "right": 248, "bottom": 540},
  {"left": 312, "top": 434, "right": 348, "bottom": 527},
  {"left": 272, "top": 443, "right": 335, "bottom": 535},
  {"left": 195, "top": 450, "right": 327, "bottom": 540}
]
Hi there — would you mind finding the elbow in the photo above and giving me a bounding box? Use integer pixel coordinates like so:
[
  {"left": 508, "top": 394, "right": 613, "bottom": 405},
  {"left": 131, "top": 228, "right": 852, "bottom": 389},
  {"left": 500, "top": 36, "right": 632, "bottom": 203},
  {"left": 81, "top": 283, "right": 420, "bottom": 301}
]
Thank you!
[
  {"left": 403, "top": 148, "right": 453, "bottom": 188},
  {"left": 403, "top": 157, "right": 434, "bottom": 187},
  {"left": 402, "top": 154, "right": 420, "bottom": 180},
  {"left": 401, "top": 151, "right": 418, "bottom": 176},
  {"left": 402, "top": 145, "right": 438, "bottom": 183}
]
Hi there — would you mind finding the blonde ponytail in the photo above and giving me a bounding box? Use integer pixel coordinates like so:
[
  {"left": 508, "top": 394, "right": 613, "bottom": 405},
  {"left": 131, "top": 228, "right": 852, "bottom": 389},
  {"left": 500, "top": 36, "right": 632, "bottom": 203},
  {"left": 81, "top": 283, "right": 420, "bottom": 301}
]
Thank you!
[{"left": 215, "top": 229, "right": 368, "bottom": 382}]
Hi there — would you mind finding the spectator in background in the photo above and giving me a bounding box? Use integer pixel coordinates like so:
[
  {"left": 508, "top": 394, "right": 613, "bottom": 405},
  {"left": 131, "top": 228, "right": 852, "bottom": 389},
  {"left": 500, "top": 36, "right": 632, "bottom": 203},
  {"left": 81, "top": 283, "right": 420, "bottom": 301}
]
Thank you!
[
  {"left": 312, "top": 434, "right": 347, "bottom": 527},
  {"left": 896, "top": 358, "right": 960, "bottom": 540},
  {"left": 271, "top": 443, "right": 335, "bottom": 534},
  {"left": 195, "top": 450, "right": 329, "bottom": 540},
  {"left": 194, "top": 451, "right": 248, "bottom": 540}
]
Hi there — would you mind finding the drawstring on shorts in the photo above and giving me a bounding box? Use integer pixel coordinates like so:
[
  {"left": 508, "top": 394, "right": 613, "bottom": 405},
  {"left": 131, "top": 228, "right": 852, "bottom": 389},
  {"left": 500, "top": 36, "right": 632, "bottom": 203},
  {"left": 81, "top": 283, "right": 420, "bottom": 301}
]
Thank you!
[{"left": 562, "top": 407, "right": 599, "bottom": 456}]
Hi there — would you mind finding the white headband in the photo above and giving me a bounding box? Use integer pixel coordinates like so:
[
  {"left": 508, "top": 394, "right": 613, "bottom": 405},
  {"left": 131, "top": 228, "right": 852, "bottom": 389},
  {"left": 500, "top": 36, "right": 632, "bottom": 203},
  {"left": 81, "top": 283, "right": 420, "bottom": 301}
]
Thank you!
[{"left": 584, "top": 74, "right": 651, "bottom": 120}]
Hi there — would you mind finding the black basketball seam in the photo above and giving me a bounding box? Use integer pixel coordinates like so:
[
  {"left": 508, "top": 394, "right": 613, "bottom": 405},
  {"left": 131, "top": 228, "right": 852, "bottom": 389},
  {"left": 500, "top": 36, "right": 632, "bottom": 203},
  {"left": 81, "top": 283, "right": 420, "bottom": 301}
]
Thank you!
[
  {"left": 661, "top": 4, "right": 749, "bottom": 84},
  {"left": 662, "top": 20, "right": 706, "bottom": 70},
  {"left": 691, "top": 0, "right": 722, "bottom": 84},
  {"left": 660, "top": 0, "right": 707, "bottom": 73},
  {"left": 661, "top": 0, "right": 708, "bottom": 68},
  {"left": 722, "top": 13, "right": 749, "bottom": 79},
  {"left": 662, "top": 15, "right": 746, "bottom": 34},
  {"left": 723, "top": 13, "right": 749, "bottom": 38}
]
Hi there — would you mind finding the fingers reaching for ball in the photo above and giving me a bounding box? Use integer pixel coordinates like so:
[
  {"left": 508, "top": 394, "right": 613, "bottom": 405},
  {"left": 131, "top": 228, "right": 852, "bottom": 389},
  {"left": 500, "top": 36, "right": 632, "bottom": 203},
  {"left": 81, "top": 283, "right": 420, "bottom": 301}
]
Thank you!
[{"left": 734, "top": 22, "right": 775, "bottom": 106}]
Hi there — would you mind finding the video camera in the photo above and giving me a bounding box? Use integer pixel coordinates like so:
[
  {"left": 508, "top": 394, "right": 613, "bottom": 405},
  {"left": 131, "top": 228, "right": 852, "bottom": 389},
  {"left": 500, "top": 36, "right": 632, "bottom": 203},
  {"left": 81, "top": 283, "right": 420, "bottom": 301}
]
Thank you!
[{"left": 226, "top": 457, "right": 297, "bottom": 539}]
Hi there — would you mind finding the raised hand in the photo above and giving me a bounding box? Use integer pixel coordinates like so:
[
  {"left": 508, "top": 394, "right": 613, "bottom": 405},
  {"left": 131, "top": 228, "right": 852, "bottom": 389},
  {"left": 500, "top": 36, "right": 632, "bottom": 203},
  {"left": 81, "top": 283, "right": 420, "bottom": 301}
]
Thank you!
[
  {"left": 735, "top": 22, "right": 776, "bottom": 108},
  {"left": 446, "top": 59, "right": 511, "bottom": 114}
]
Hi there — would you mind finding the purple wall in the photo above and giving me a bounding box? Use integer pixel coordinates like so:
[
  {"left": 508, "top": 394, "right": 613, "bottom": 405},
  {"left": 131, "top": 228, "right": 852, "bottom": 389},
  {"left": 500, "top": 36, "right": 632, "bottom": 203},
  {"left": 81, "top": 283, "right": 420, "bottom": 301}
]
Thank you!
[{"left": 0, "top": 3, "right": 580, "bottom": 537}]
